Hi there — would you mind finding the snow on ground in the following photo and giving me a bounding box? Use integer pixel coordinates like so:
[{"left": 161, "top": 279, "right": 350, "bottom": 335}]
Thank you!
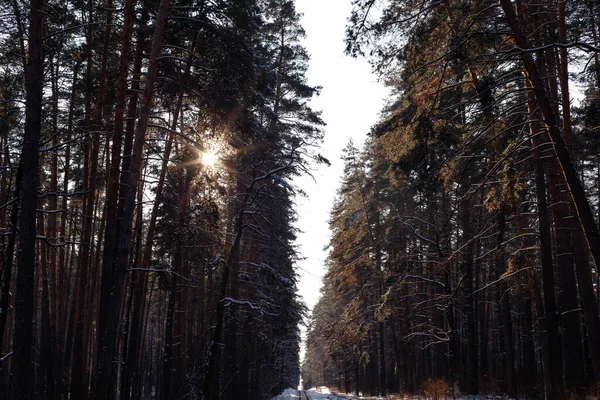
[
  {"left": 270, "top": 387, "right": 513, "bottom": 400},
  {"left": 270, "top": 388, "right": 342, "bottom": 400},
  {"left": 270, "top": 389, "right": 301, "bottom": 399},
  {"left": 306, "top": 387, "right": 339, "bottom": 399},
  {"left": 270, "top": 387, "right": 375, "bottom": 400}
]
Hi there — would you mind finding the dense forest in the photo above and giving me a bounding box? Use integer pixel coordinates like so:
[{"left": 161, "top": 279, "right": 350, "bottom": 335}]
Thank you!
[
  {"left": 0, "top": 0, "right": 324, "bottom": 398},
  {"left": 4, "top": 0, "right": 600, "bottom": 398},
  {"left": 302, "top": 0, "right": 600, "bottom": 399}
]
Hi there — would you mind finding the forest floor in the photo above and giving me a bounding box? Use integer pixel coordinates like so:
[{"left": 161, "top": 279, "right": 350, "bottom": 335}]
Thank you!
[{"left": 271, "top": 387, "right": 514, "bottom": 400}]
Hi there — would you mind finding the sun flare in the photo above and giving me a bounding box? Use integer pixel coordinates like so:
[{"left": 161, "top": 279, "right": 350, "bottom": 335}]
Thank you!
[{"left": 201, "top": 150, "right": 218, "bottom": 167}]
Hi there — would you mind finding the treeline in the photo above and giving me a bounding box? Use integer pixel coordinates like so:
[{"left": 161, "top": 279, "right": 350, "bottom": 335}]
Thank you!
[
  {"left": 0, "top": 0, "right": 322, "bottom": 399},
  {"left": 302, "top": 0, "right": 600, "bottom": 398}
]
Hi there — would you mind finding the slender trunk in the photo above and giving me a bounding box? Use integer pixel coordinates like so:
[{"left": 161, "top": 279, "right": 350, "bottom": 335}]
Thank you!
[
  {"left": 119, "top": 184, "right": 144, "bottom": 400},
  {"left": 354, "top": 356, "right": 360, "bottom": 396},
  {"left": 377, "top": 321, "right": 386, "bottom": 396},
  {"left": 460, "top": 197, "right": 478, "bottom": 395},
  {"left": 69, "top": 121, "right": 101, "bottom": 399},
  {"left": 500, "top": 0, "right": 600, "bottom": 273},
  {"left": 532, "top": 126, "right": 564, "bottom": 399},
  {"left": 573, "top": 224, "right": 600, "bottom": 383},
  {"left": 46, "top": 60, "right": 61, "bottom": 400},
  {"left": 556, "top": 2, "right": 600, "bottom": 383},
  {"left": 546, "top": 2, "right": 587, "bottom": 390},
  {"left": 124, "top": 82, "right": 185, "bottom": 400},
  {"left": 498, "top": 208, "right": 517, "bottom": 398},
  {"left": 511, "top": 1, "right": 564, "bottom": 395},
  {"left": 204, "top": 190, "right": 251, "bottom": 400},
  {"left": 124, "top": 29, "right": 198, "bottom": 397},
  {"left": 94, "top": 0, "right": 169, "bottom": 396},
  {"left": 61, "top": 4, "right": 90, "bottom": 382},
  {"left": 117, "top": 1, "right": 150, "bottom": 391},
  {"left": 0, "top": 163, "right": 21, "bottom": 394},
  {"left": 92, "top": 0, "right": 134, "bottom": 393},
  {"left": 163, "top": 168, "right": 193, "bottom": 400},
  {"left": 71, "top": 0, "right": 113, "bottom": 395},
  {"left": 100, "top": 0, "right": 135, "bottom": 306},
  {"left": 86, "top": 184, "right": 108, "bottom": 391},
  {"left": 549, "top": 164, "right": 585, "bottom": 390},
  {"left": 163, "top": 274, "right": 177, "bottom": 400},
  {"left": 57, "top": 65, "right": 77, "bottom": 358},
  {"left": 12, "top": 0, "right": 45, "bottom": 397},
  {"left": 39, "top": 211, "right": 55, "bottom": 400}
]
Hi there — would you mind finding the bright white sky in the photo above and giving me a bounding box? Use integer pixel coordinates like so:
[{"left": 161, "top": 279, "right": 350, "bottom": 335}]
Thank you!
[{"left": 292, "top": 0, "right": 389, "bottom": 313}]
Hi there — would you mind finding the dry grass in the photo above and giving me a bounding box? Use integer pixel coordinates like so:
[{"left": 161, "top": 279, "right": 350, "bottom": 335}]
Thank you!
[{"left": 419, "top": 378, "right": 452, "bottom": 400}]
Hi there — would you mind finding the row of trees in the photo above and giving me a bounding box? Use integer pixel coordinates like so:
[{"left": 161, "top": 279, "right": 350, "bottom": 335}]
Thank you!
[
  {"left": 303, "top": 0, "right": 600, "bottom": 398},
  {"left": 0, "top": 0, "right": 322, "bottom": 399}
]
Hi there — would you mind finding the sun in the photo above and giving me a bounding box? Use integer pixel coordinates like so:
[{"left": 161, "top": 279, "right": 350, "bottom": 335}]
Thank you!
[{"left": 201, "top": 150, "right": 218, "bottom": 167}]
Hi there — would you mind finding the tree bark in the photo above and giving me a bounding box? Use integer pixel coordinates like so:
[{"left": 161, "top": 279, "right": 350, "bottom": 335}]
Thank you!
[
  {"left": 70, "top": 0, "right": 114, "bottom": 395},
  {"left": 0, "top": 163, "right": 21, "bottom": 399},
  {"left": 163, "top": 168, "right": 192, "bottom": 400},
  {"left": 99, "top": 0, "right": 135, "bottom": 311},
  {"left": 119, "top": 11, "right": 153, "bottom": 398},
  {"left": 203, "top": 190, "right": 250, "bottom": 400},
  {"left": 11, "top": 0, "right": 45, "bottom": 397},
  {"left": 500, "top": 0, "right": 600, "bottom": 274},
  {"left": 94, "top": 0, "right": 169, "bottom": 395},
  {"left": 531, "top": 116, "right": 564, "bottom": 399},
  {"left": 459, "top": 196, "right": 478, "bottom": 395}
]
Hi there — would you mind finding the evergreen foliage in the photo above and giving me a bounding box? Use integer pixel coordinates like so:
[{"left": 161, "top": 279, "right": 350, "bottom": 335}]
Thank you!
[
  {"left": 303, "top": 0, "right": 600, "bottom": 398},
  {"left": 0, "top": 0, "right": 321, "bottom": 398}
]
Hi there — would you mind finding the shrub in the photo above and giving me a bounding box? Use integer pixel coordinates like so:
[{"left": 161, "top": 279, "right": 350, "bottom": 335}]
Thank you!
[{"left": 419, "top": 378, "right": 451, "bottom": 400}]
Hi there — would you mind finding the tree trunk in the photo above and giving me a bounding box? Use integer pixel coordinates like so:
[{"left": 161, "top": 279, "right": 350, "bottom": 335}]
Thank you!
[
  {"left": 510, "top": 2, "right": 565, "bottom": 396},
  {"left": 11, "top": 0, "right": 45, "bottom": 397},
  {"left": 557, "top": 3, "right": 600, "bottom": 382},
  {"left": 69, "top": 114, "right": 101, "bottom": 399},
  {"left": 39, "top": 210, "right": 55, "bottom": 400},
  {"left": 548, "top": 165, "right": 585, "bottom": 390},
  {"left": 500, "top": 0, "right": 600, "bottom": 274},
  {"left": 377, "top": 321, "right": 386, "bottom": 396},
  {"left": 0, "top": 163, "right": 21, "bottom": 376},
  {"left": 94, "top": 0, "right": 169, "bottom": 395},
  {"left": 460, "top": 197, "right": 478, "bottom": 395},
  {"left": 203, "top": 190, "right": 250, "bottom": 400},
  {"left": 118, "top": 6, "right": 151, "bottom": 396},
  {"left": 99, "top": 0, "right": 135, "bottom": 316},
  {"left": 163, "top": 168, "right": 193, "bottom": 400},
  {"left": 70, "top": 0, "right": 113, "bottom": 394},
  {"left": 531, "top": 120, "right": 564, "bottom": 399},
  {"left": 496, "top": 207, "right": 517, "bottom": 398}
]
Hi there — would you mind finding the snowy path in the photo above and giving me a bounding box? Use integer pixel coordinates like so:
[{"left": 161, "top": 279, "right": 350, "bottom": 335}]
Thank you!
[
  {"left": 271, "top": 388, "right": 346, "bottom": 400},
  {"left": 272, "top": 388, "right": 519, "bottom": 400},
  {"left": 271, "top": 387, "right": 389, "bottom": 400},
  {"left": 300, "top": 388, "right": 338, "bottom": 400}
]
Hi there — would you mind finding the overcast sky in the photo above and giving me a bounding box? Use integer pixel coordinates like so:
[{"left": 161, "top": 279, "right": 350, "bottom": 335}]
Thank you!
[{"left": 292, "top": 0, "right": 389, "bottom": 313}]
